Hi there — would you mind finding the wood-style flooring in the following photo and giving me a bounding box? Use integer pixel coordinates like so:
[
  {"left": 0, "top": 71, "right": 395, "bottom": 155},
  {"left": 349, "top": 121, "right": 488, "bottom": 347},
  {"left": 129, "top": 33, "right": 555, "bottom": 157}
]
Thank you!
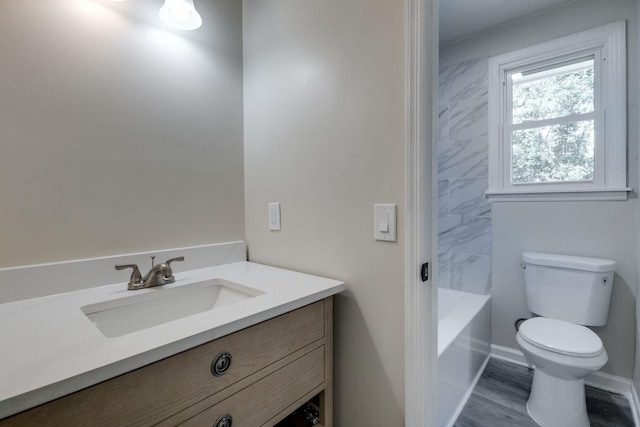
[{"left": 454, "top": 358, "right": 635, "bottom": 427}]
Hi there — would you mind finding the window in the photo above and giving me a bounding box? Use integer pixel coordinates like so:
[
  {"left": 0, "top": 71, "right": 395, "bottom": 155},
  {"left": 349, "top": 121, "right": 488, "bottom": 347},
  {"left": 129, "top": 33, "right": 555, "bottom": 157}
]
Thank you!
[{"left": 487, "top": 21, "right": 628, "bottom": 201}]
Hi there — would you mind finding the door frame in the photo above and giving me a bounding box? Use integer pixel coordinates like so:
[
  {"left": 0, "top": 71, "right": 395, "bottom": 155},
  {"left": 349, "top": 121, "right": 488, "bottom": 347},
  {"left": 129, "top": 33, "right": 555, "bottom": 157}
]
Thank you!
[{"left": 404, "top": 0, "right": 438, "bottom": 425}]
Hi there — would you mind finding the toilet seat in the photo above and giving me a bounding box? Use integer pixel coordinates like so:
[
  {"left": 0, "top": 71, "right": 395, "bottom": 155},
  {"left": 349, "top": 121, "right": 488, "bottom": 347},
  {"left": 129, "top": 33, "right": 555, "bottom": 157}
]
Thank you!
[{"left": 519, "top": 317, "right": 604, "bottom": 358}]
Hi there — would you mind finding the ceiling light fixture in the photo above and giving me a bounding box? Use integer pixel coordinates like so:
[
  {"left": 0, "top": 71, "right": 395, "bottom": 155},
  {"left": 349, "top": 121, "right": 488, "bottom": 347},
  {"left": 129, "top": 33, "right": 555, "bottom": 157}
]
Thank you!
[{"left": 158, "top": 0, "right": 202, "bottom": 31}]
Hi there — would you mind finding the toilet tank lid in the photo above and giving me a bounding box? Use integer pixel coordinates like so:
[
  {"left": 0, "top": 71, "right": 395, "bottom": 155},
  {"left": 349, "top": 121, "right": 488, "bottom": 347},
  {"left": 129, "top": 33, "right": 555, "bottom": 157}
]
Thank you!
[{"left": 522, "top": 252, "right": 616, "bottom": 272}]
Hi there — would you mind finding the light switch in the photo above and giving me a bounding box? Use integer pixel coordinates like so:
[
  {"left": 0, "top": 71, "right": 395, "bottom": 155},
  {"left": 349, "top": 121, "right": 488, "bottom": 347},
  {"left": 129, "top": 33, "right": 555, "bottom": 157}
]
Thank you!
[
  {"left": 378, "top": 213, "right": 390, "bottom": 233},
  {"left": 268, "top": 203, "right": 281, "bottom": 231},
  {"left": 374, "top": 204, "right": 396, "bottom": 241}
]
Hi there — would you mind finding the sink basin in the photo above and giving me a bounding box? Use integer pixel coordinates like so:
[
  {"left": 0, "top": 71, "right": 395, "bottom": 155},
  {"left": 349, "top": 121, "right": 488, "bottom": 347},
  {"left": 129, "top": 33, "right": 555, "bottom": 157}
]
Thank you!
[{"left": 81, "top": 279, "right": 263, "bottom": 338}]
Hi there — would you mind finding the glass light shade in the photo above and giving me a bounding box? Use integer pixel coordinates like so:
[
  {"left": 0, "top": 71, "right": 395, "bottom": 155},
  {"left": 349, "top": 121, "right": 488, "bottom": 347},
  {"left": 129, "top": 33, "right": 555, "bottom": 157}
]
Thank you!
[{"left": 159, "top": 0, "right": 202, "bottom": 31}]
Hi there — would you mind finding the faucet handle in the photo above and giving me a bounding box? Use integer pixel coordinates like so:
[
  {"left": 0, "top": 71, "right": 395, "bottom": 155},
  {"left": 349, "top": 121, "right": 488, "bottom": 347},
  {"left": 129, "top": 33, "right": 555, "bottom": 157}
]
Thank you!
[
  {"left": 115, "top": 264, "right": 144, "bottom": 290},
  {"left": 164, "top": 256, "right": 185, "bottom": 277},
  {"left": 165, "top": 257, "right": 185, "bottom": 268}
]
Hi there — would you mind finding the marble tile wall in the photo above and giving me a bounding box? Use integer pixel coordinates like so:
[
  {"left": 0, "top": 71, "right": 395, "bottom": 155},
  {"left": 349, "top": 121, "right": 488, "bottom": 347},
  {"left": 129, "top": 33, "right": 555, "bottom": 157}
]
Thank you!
[{"left": 438, "top": 57, "right": 491, "bottom": 295}]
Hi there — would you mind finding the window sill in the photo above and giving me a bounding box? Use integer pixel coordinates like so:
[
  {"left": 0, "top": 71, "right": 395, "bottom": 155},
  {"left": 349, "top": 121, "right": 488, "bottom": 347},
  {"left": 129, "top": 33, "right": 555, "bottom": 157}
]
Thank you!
[{"left": 486, "top": 187, "right": 632, "bottom": 202}]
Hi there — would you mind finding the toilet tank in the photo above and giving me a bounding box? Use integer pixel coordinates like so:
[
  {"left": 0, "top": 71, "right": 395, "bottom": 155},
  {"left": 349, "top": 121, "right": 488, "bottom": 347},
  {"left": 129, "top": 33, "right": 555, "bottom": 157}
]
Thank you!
[{"left": 522, "top": 252, "right": 615, "bottom": 326}]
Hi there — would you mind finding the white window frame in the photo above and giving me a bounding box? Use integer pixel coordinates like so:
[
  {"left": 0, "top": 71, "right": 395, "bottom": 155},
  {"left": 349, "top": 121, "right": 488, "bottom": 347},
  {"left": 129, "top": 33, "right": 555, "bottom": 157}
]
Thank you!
[{"left": 487, "top": 21, "right": 629, "bottom": 202}]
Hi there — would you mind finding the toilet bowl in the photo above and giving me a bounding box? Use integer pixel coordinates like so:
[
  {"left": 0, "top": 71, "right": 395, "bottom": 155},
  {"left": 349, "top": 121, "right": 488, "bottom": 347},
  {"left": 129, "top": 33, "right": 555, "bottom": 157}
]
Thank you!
[{"left": 516, "top": 317, "right": 607, "bottom": 427}]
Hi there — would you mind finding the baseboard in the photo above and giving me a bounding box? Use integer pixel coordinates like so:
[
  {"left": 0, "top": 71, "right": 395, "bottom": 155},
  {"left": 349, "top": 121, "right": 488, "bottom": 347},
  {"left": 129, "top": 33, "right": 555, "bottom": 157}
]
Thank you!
[
  {"left": 491, "top": 344, "right": 640, "bottom": 426},
  {"left": 491, "top": 343, "right": 531, "bottom": 367}
]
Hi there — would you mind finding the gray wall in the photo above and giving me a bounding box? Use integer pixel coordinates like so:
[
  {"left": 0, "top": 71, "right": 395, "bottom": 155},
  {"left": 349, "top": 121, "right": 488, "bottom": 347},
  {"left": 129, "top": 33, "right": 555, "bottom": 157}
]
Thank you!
[
  {"left": 0, "top": 0, "right": 245, "bottom": 268},
  {"left": 243, "top": 0, "right": 407, "bottom": 425},
  {"left": 441, "top": 0, "right": 639, "bottom": 377},
  {"left": 438, "top": 57, "right": 492, "bottom": 295}
]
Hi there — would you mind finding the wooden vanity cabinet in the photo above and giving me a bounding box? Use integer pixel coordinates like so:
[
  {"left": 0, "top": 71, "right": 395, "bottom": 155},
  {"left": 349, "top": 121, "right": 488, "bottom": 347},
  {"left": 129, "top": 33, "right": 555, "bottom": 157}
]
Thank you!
[{"left": 1, "top": 297, "right": 334, "bottom": 427}]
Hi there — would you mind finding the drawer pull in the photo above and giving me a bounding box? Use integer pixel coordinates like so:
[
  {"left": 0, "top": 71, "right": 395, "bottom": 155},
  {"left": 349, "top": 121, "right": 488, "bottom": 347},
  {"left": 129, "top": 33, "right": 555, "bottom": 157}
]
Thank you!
[
  {"left": 211, "top": 352, "right": 232, "bottom": 376},
  {"left": 214, "top": 413, "right": 233, "bottom": 427}
]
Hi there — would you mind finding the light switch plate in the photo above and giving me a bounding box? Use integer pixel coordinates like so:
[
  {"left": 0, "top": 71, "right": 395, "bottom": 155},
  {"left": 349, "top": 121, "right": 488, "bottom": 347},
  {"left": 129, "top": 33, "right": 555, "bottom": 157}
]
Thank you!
[
  {"left": 268, "top": 203, "right": 281, "bottom": 231},
  {"left": 374, "top": 204, "right": 396, "bottom": 241}
]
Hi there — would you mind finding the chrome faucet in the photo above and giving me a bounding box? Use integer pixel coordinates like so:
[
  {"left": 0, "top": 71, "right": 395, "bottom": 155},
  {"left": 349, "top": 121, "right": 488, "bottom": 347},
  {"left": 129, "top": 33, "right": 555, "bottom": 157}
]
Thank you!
[{"left": 115, "top": 256, "right": 185, "bottom": 290}]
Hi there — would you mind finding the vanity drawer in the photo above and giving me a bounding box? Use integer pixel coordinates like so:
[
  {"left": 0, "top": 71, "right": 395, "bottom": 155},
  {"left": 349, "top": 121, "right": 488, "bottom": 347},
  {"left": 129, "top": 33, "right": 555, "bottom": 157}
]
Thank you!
[
  {"left": 180, "top": 346, "right": 325, "bottom": 427},
  {"left": 1, "top": 301, "right": 325, "bottom": 426}
]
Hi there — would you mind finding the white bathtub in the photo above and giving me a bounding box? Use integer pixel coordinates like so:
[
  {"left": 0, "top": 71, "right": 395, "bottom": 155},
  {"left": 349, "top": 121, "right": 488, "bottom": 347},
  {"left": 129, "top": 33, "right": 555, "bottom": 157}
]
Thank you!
[{"left": 437, "top": 288, "right": 491, "bottom": 427}]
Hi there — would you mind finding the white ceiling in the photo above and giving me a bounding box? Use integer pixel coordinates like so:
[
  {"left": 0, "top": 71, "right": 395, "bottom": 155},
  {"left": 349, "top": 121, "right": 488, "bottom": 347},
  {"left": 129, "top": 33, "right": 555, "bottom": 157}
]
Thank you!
[{"left": 439, "top": 0, "right": 577, "bottom": 45}]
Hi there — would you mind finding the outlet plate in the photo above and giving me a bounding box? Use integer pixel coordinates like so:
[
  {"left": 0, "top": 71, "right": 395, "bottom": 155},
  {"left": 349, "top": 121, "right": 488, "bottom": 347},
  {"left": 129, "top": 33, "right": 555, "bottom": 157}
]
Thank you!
[{"left": 269, "top": 203, "right": 281, "bottom": 231}]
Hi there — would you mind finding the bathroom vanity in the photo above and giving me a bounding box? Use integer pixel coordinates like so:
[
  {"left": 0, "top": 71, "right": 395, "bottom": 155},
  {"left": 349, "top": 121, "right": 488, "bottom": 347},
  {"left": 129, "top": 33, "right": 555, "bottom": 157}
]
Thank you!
[
  {"left": 1, "top": 298, "right": 333, "bottom": 426},
  {"left": 0, "top": 243, "right": 344, "bottom": 426}
]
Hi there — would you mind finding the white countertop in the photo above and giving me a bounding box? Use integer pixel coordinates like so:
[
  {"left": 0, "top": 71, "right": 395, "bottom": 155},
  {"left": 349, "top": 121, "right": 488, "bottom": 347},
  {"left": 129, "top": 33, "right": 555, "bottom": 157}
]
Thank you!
[{"left": 0, "top": 261, "right": 345, "bottom": 419}]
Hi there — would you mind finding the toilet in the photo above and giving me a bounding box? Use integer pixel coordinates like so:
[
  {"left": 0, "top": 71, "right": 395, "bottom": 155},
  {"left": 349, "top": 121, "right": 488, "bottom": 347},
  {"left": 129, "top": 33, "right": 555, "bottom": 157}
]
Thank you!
[{"left": 516, "top": 252, "right": 615, "bottom": 427}]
